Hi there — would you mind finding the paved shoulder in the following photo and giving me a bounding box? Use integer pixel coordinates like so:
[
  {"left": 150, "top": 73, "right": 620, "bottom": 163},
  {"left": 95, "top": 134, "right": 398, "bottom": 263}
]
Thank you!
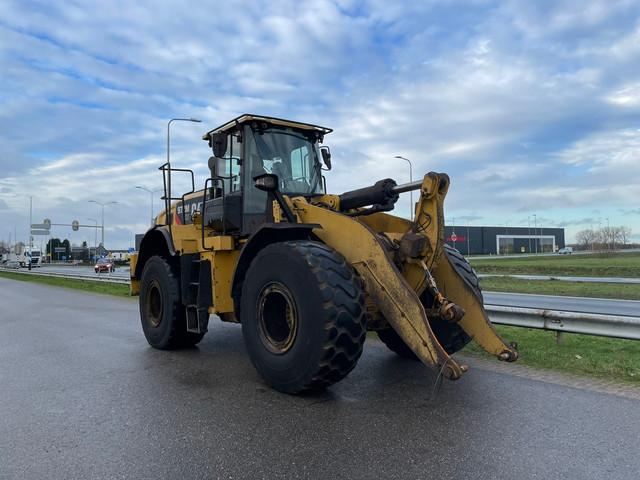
[{"left": 1, "top": 278, "right": 639, "bottom": 480}]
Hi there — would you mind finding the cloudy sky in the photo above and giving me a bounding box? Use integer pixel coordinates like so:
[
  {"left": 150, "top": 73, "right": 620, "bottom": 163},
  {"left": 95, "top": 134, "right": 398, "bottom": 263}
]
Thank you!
[{"left": 1, "top": 0, "right": 640, "bottom": 249}]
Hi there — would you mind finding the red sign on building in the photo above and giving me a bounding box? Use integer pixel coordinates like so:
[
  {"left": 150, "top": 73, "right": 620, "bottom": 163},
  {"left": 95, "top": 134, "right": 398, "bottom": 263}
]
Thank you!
[{"left": 446, "top": 234, "right": 466, "bottom": 242}]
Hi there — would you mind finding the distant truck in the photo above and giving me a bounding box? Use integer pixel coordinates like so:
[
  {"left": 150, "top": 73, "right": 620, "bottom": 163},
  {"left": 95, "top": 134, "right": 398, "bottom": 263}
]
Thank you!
[
  {"left": 16, "top": 250, "right": 43, "bottom": 267},
  {"left": 28, "top": 250, "right": 43, "bottom": 266},
  {"left": 2, "top": 252, "right": 25, "bottom": 267}
]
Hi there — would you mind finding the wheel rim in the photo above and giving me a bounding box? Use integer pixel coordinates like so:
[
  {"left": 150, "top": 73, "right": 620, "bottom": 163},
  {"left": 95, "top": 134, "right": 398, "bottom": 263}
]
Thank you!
[
  {"left": 146, "top": 280, "right": 163, "bottom": 328},
  {"left": 257, "top": 282, "right": 298, "bottom": 354}
]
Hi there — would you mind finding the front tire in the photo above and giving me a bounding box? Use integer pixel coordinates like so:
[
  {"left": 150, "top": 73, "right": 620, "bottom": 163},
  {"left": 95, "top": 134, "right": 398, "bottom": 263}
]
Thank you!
[{"left": 240, "top": 241, "right": 366, "bottom": 394}]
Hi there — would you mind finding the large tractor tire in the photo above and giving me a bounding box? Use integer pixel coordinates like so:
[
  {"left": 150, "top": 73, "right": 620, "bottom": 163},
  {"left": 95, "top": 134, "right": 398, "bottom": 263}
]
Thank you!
[
  {"left": 139, "top": 256, "right": 205, "bottom": 349},
  {"left": 240, "top": 240, "right": 366, "bottom": 394},
  {"left": 377, "top": 244, "right": 477, "bottom": 358}
]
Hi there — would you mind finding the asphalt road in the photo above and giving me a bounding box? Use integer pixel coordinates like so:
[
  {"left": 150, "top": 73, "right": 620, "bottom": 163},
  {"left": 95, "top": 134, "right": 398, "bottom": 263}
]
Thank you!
[
  {"left": 484, "top": 291, "right": 640, "bottom": 317},
  {"left": 1, "top": 278, "right": 639, "bottom": 479}
]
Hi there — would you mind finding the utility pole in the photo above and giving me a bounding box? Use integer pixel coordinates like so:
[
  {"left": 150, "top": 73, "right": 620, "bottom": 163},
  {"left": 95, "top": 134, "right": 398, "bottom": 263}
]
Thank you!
[
  {"left": 28, "top": 196, "right": 33, "bottom": 269},
  {"left": 29, "top": 196, "right": 33, "bottom": 252},
  {"left": 88, "top": 200, "right": 118, "bottom": 248},
  {"left": 87, "top": 218, "right": 98, "bottom": 260},
  {"left": 533, "top": 214, "right": 537, "bottom": 254}
]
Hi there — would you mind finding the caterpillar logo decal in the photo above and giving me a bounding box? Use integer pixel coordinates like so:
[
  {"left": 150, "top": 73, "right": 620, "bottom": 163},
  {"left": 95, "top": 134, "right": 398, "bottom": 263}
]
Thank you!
[{"left": 175, "top": 198, "right": 203, "bottom": 225}]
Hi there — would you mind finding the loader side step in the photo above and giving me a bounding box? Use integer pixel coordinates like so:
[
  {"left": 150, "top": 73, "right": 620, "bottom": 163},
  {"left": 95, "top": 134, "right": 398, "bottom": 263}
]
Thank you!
[{"left": 180, "top": 255, "right": 212, "bottom": 334}]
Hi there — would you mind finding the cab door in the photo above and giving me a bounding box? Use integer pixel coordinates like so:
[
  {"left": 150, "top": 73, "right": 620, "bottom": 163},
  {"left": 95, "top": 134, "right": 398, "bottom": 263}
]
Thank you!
[{"left": 203, "top": 131, "right": 243, "bottom": 232}]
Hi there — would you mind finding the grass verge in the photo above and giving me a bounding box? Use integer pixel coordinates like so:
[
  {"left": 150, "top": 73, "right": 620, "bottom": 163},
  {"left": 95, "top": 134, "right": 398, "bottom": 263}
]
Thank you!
[
  {"left": 470, "top": 251, "right": 640, "bottom": 277},
  {"left": 0, "top": 270, "right": 130, "bottom": 297},
  {"left": 464, "top": 325, "right": 640, "bottom": 385},
  {"left": 479, "top": 276, "right": 640, "bottom": 300}
]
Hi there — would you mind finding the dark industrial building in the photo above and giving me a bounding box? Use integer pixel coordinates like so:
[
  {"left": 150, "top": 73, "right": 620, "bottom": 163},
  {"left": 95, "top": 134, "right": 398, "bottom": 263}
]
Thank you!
[{"left": 444, "top": 226, "right": 565, "bottom": 256}]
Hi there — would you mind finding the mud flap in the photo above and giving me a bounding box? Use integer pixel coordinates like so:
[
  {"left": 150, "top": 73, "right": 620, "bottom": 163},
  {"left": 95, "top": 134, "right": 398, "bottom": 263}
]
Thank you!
[{"left": 432, "top": 250, "right": 518, "bottom": 362}]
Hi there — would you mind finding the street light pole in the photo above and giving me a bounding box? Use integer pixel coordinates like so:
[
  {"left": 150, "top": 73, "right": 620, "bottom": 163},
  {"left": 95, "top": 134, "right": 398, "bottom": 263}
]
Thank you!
[
  {"left": 136, "top": 186, "right": 162, "bottom": 226},
  {"left": 394, "top": 156, "right": 413, "bottom": 220},
  {"left": 88, "top": 200, "right": 117, "bottom": 248},
  {"left": 167, "top": 118, "right": 202, "bottom": 219},
  {"left": 87, "top": 218, "right": 98, "bottom": 260},
  {"left": 533, "top": 214, "right": 537, "bottom": 254}
]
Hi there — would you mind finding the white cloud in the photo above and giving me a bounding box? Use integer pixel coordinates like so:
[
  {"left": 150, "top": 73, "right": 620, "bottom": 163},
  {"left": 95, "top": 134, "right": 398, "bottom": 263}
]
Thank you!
[{"left": 1, "top": 0, "right": 640, "bottom": 246}]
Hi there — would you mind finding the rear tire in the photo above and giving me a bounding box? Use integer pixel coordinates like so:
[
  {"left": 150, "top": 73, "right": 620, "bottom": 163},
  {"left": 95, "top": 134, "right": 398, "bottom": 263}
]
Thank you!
[
  {"left": 240, "top": 240, "right": 366, "bottom": 394},
  {"left": 139, "top": 255, "right": 205, "bottom": 349},
  {"left": 377, "top": 244, "right": 478, "bottom": 358}
]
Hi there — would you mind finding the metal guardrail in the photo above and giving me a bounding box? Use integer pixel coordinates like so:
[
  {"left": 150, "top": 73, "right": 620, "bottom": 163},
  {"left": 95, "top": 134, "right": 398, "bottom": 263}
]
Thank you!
[
  {"left": 0, "top": 267, "right": 130, "bottom": 285},
  {"left": 3, "top": 267, "right": 638, "bottom": 340},
  {"left": 486, "top": 305, "right": 640, "bottom": 341}
]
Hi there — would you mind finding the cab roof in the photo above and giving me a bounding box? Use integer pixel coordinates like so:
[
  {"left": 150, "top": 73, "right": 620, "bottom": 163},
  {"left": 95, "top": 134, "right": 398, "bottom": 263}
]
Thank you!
[{"left": 202, "top": 114, "right": 332, "bottom": 140}]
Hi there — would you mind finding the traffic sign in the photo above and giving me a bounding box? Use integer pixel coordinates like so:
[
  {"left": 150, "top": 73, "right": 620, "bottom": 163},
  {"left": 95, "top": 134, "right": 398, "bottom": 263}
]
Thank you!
[
  {"left": 30, "top": 229, "right": 50, "bottom": 235},
  {"left": 72, "top": 220, "right": 79, "bottom": 231},
  {"left": 31, "top": 223, "right": 50, "bottom": 230},
  {"left": 450, "top": 233, "right": 458, "bottom": 242},
  {"left": 54, "top": 247, "right": 66, "bottom": 253}
]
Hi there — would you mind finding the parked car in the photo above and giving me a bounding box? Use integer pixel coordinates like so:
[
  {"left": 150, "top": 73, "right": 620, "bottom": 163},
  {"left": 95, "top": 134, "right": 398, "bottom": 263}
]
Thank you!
[
  {"left": 95, "top": 258, "right": 115, "bottom": 273},
  {"left": 558, "top": 247, "right": 573, "bottom": 255}
]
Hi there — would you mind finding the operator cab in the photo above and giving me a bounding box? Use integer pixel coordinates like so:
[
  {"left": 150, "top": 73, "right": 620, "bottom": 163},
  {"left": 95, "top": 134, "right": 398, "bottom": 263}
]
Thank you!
[{"left": 202, "top": 114, "right": 332, "bottom": 235}]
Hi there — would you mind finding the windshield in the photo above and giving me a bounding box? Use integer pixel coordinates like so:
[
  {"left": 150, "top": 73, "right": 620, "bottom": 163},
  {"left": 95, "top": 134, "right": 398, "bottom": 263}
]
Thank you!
[{"left": 251, "top": 127, "right": 324, "bottom": 195}]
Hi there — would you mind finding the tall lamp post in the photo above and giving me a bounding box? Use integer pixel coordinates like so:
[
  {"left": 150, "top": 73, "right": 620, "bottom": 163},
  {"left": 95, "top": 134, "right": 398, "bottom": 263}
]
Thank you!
[
  {"left": 394, "top": 155, "right": 414, "bottom": 220},
  {"left": 88, "top": 200, "right": 118, "bottom": 248},
  {"left": 136, "top": 186, "right": 163, "bottom": 226},
  {"left": 166, "top": 118, "right": 202, "bottom": 217},
  {"left": 86, "top": 218, "right": 98, "bottom": 260},
  {"left": 533, "top": 214, "right": 538, "bottom": 254}
]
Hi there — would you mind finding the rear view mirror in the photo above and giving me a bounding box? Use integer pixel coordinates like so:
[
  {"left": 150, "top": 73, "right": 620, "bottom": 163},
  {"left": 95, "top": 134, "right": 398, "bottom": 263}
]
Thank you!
[
  {"left": 320, "top": 146, "right": 332, "bottom": 170},
  {"left": 210, "top": 133, "right": 228, "bottom": 158}
]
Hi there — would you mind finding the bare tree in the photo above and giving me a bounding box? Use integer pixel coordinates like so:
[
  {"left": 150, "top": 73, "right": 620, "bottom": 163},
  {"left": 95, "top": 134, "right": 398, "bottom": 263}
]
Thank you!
[
  {"left": 618, "top": 226, "right": 632, "bottom": 245},
  {"left": 575, "top": 229, "right": 595, "bottom": 250}
]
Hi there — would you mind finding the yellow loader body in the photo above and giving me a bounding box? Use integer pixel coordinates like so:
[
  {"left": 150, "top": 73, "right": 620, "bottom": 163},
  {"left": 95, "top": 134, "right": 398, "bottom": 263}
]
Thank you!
[{"left": 130, "top": 113, "right": 517, "bottom": 393}]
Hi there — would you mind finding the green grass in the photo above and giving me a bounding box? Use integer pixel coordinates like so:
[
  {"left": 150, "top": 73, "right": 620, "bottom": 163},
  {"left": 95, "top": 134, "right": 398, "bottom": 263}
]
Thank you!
[
  {"left": 470, "top": 251, "right": 640, "bottom": 277},
  {"left": 465, "top": 325, "right": 640, "bottom": 384},
  {"left": 0, "top": 271, "right": 131, "bottom": 297},
  {"left": 479, "top": 276, "right": 640, "bottom": 300}
]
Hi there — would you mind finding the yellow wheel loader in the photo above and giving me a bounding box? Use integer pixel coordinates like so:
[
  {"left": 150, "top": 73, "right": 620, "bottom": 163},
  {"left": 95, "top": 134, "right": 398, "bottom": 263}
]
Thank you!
[{"left": 130, "top": 114, "right": 518, "bottom": 394}]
